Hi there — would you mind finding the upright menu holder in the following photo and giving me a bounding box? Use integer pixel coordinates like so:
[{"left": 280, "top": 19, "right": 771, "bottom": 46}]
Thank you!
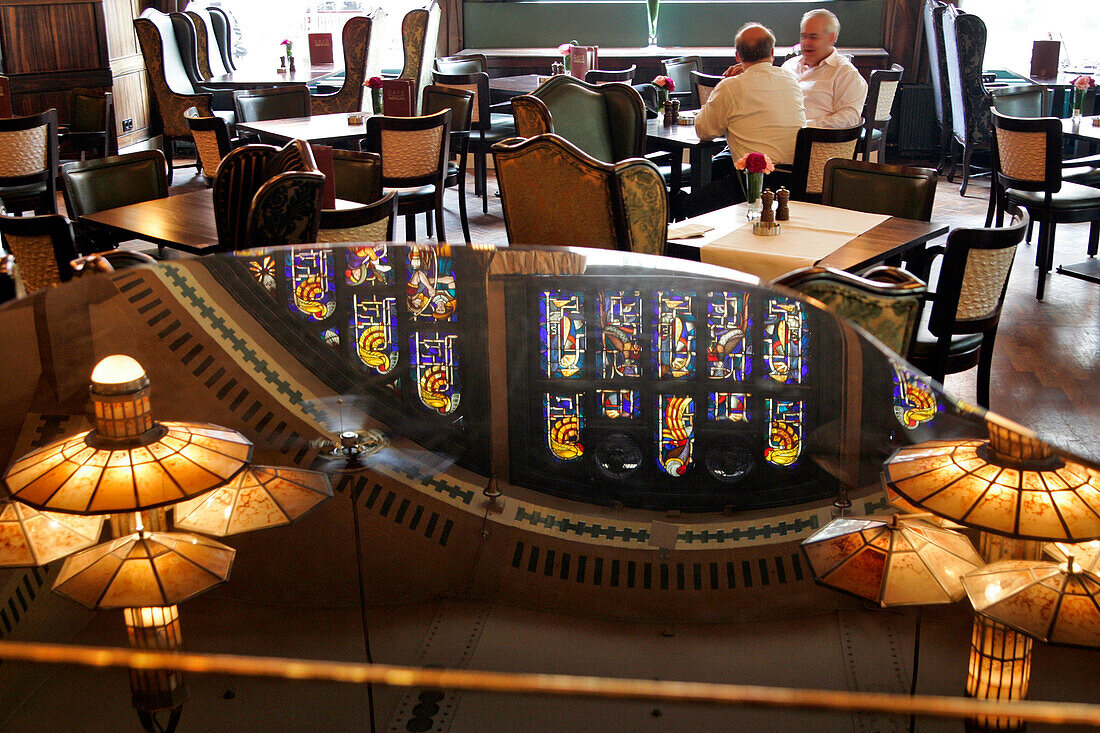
[
  {"left": 569, "top": 45, "right": 599, "bottom": 80},
  {"left": 309, "top": 33, "right": 334, "bottom": 65},
  {"left": 0, "top": 75, "right": 12, "bottom": 118},
  {"left": 1030, "top": 40, "right": 1060, "bottom": 81},
  {"left": 382, "top": 78, "right": 416, "bottom": 116}
]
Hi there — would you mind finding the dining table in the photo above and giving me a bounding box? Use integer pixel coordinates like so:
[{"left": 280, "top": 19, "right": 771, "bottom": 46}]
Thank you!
[
  {"left": 646, "top": 115, "right": 725, "bottom": 196},
  {"left": 665, "top": 200, "right": 948, "bottom": 281},
  {"left": 487, "top": 74, "right": 545, "bottom": 100},
  {"left": 1055, "top": 115, "right": 1100, "bottom": 285},
  {"left": 205, "top": 62, "right": 341, "bottom": 90},
  {"left": 236, "top": 112, "right": 369, "bottom": 146}
]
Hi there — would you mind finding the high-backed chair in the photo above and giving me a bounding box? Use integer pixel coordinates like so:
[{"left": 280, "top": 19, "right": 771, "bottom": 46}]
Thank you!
[
  {"left": 922, "top": 0, "right": 953, "bottom": 173},
  {"left": 0, "top": 109, "right": 58, "bottom": 215},
  {"left": 691, "top": 70, "right": 723, "bottom": 108},
  {"left": 204, "top": 5, "right": 236, "bottom": 72},
  {"left": 989, "top": 110, "right": 1100, "bottom": 300},
  {"left": 512, "top": 75, "right": 645, "bottom": 164},
  {"left": 422, "top": 85, "right": 474, "bottom": 242},
  {"left": 362, "top": 110, "right": 451, "bottom": 242},
  {"left": 433, "top": 71, "right": 514, "bottom": 215},
  {"left": 585, "top": 65, "right": 637, "bottom": 84},
  {"left": 858, "top": 64, "right": 902, "bottom": 164},
  {"left": 166, "top": 11, "right": 234, "bottom": 110},
  {"left": 492, "top": 133, "right": 668, "bottom": 255},
  {"left": 397, "top": 3, "right": 441, "bottom": 115},
  {"left": 943, "top": 7, "right": 990, "bottom": 195},
  {"left": 822, "top": 159, "right": 937, "bottom": 221},
  {"left": 185, "top": 108, "right": 237, "bottom": 186},
  {"left": 0, "top": 212, "right": 79, "bottom": 292},
  {"left": 331, "top": 149, "right": 382, "bottom": 205},
  {"left": 246, "top": 170, "right": 325, "bottom": 247},
  {"left": 60, "top": 150, "right": 169, "bottom": 253},
  {"left": 311, "top": 16, "right": 372, "bottom": 115},
  {"left": 434, "top": 54, "right": 487, "bottom": 75},
  {"left": 184, "top": 8, "right": 228, "bottom": 79},
  {"left": 59, "top": 90, "right": 116, "bottom": 162},
  {"left": 233, "top": 86, "right": 312, "bottom": 123},
  {"left": 663, "top": 56, "right": 701, "bottom": 108},
  {"left": 786, "top": 123, "right": 862, "bottom": 204},
  {"left": 318, "top": 190, "right": 397, "bottom": 242},
  {"left": 908, "top": 206, "right": 1028, "bottom": 407},
  {"left": 774, "top": 265, "right": 927, "bottom": 357}
]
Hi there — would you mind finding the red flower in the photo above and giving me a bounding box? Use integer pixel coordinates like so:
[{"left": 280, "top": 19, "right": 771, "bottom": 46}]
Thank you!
[
  {"left": 367, "top": 76, "right": 384, "bottom": 89},
  {"left": 742, "top": 152, "right": 771, "bottom": 174}
]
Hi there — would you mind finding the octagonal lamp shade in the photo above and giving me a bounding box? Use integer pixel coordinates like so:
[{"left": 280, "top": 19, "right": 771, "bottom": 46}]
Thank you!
[
  {"left": 802, "top": 515, "right": 985, "bottom": 606},
  {"left": 53, "top": 531, "right": 235, "bottom": 609},
  {"left": 1046, "top": 540, "right": 1100, "bottom": 575},
  {"left": 0, "top": 498, "right": 105, "bottom": 566},
  {"left": 884, "top": 484, "right": 965, "bottom": 529},
  {"left": 963, "top": 559, "right": 1100, "bottom": 648},
  {"left": 173, "top": 466, "right": 332, "bottom": 537}
]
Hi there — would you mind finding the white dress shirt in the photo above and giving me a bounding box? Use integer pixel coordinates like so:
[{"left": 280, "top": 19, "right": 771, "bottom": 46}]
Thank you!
[
  {"left": 694, "top": 62, "right": 806, "bottom": 165},
  {"left": 782, "top": 50, "right": 868, "bottom": 129}
]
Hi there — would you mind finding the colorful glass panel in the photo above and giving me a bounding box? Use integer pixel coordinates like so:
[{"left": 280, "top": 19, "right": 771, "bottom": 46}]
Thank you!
[
  {"left": 596, "top": 291, "right": 642, "bottom": 379},
  {"left": 286, "top": 249, "right": 336, "bottom": 321},
  {"left": 410, "top": 332, "right": 460, "bottom": 414},
  {"left": 706, "top": 291, "right": 751, "bottom": 380},
  {"left": 544, "top": 394, "right": 584, "bottom": 461},
  {"left": 892, "top": 365, "right": 941, "bottom": 429},
  {"left": 248, "top": 255, "right": 276, "bottom": 292},
  {"left": 407, "top": 245, "right": 457, "bottom": 322},
  {"left": 765, "top": 398, "right": 803, "bottom": 467},
  {"left": 350, "top": 295, "right": 398, "bottom": 375},
  {"left": 322, "top": 329, "right": 339, "bottom": 348},
  {"left": 652, "top": 291, "right": 696, "bottom": 379},
  {"left": 540, "top": 291, "right": 585, "bottom": 378},
  {"left": 598, "top": 389, "right": 639, "bottom": 419},
  {"left": 345, "top": 245, "right": 393, "bottom": 286},
  {"left": 708, "top": 392, "right": 749, "bottom": 422},
  {"left": 763, "top": 297, "right": 808, "bottom": 384},
  {"left": 656, "top": 394, "right": 694, "bottom": 476}
]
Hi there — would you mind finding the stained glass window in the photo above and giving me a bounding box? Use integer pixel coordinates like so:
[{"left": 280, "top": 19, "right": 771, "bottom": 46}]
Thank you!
[
  {"left": 345, "top": 244, "right": 394, "bottom": 286},
  {"left": 540, "top": 291, "right": 585, "bottom": 378},
  {"left": 708, "top": 392, "right": 749, "bottom": 422},
  {"left": 765, "top": 398, "right": 803, "bottom": 467},
  {"left": 653, "top": 291, "right": 695, "bottom": 379},
  {"left": 596, "top": 291, "right": 642, "bottom": 379},
  {"left": 763, "top": 297, "right": 808, "bottom": 384},
  {"left": 598, "top": 389, "right": 639, "bottom": 419},
  {"left": 657, "top": 394, "right": 694, "bottom": 476},
  {"left": 248, "top": 255, "right": 276, "bottom": 292},
  {"left": 322, "top": 328, "right": 339, "bottom": 348},
  {"left": 410, "top": 332, "right": 461, "bottom": 414},
  {"left": 286, "top": 249, "right": 336, "bottom": 321},
  {"left": 407, "top": 245, "right": 457, "bottom": 322},
  {"left": 350, "top": 294, "right": 398, "bottom": 375},
  {"left": 545, "top": 394, "right": 584, "bottom": 461},
  {"left": 892, "top": 365, "right": 941, "bottom": 429},
  {"left": 706, "top": 291, "right": 751, "bottom": 380}
]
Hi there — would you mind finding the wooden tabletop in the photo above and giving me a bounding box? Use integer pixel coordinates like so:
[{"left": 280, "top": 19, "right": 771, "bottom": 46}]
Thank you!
[
  {"left": 646, "top": 116, "right": 723, "bottom": 149},
  {"left": 666, "top": 203, "right": 948, "bottom": 275},
  {"left": 488, "top": 74, "right": 545, "bottom": 98},
  {"left": 205, "top": 63, "right": 341, "bottom": 89},
  {"left": 236, "top": 112, "right": 369, "bottom": 144},
  {"left": 1064, "top": 116, "right": 1100, "bottom": 142}
]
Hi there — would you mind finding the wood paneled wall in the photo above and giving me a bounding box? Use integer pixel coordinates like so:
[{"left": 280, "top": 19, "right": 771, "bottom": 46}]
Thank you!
[{"left": 102, "top": 0, "right": 152, "bottom": 147}]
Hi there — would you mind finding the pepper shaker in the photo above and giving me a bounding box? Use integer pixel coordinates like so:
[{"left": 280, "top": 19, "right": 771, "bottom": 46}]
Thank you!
[
  {"left": 776, "top": 187, "right": 790, "bottom": 221},
  {"left": 760, "top": 189, "right": 775, "bottom": 224}
]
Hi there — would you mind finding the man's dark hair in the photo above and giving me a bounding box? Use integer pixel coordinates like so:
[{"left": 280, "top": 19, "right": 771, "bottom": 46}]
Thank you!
[{"left": 735, "top": 23, "right": 776, "bottom": 64}]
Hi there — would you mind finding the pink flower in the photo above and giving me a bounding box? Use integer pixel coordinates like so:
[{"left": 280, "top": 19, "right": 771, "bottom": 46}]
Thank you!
[
  {"left": 367, "top": 76, "right": 384, "bottom": 89},
  {"left": 735, "top": 152, "right": 775, "bottom": 174},
  {"left": 652, "top": 75, "right": 675, "bottom": 91},
  {"left": 281, "top": 39, "right": 291, "bottom": 46},
  {"left": 1073, "top": 75, "right": 1096, "bottom": 90},
  {"left": 558, "top": 43, "right": 571, "bottom": 56}
]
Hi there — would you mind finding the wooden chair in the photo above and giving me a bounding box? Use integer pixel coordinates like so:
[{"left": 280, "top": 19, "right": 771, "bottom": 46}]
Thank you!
[
  {"left": 989, "top": 110, "right": 1100, "bottom": 300},
  {"left": 0, "top": 212, "right": 78, "bottom": 292},
  {"left": 318, "top": 190, "right": 398, "bottom": 242},
  {"left": 821, "top": 159, "right": 937, "bottom": 221},
  {"left": 59, "top": 90, "right": 117, "bottom": 162},
  {"left": 774, "top": 265, "right": 927, "bottom": 358},
  {"left": 585, "top": 65, "right": 637, "bottom": 84},
  {"left": 331, "top": 149, "right": 383, "bottom": 205},
  {"left": 690, "top": 70, "right": 723, "bottom": 108},
  {"left": 0, "top": 109, "right": 58, "bottom": 215},
  {"left": 362, "top": 109, "right": 451, "bottom": 242},
  {"left": 492, "top": 133, "right": 667, "bottom": 255},
  {"left": 990, "top": 84, "right": 1049, "bottom": 118},
  {"left": 422, "top": 85, "right": 475, "bottom": 242},
  {"left": 311, "top": 16, "right": 372, "bottom": 115},
  {"left": 786, "top": 123, "right": 862, "bottom": 204},
  {"left": 908, "top": 206, "right": 1028, "bottom": 407},
  {"left": 185, "top": 107, "right": 237, "bottom": 186},
  {"left": 246, "top": 170, "right": 325, "bottom": 247},
  {"left": 397, "top": 3, "right": 441, "bottom": 115},
  {"left": 858, "top": 64, "right": 903, "bottom": 164},
  {"left": 663, "top": 56, "right": 701, "bottom": 108},
  {"left": 233, "top": 86, "right": 312, "bottom": 123}
]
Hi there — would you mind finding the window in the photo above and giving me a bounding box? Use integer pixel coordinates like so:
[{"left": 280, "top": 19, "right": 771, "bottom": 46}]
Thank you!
[{"left": 961, "top": 1, "right": 1100, "bottom": 72}]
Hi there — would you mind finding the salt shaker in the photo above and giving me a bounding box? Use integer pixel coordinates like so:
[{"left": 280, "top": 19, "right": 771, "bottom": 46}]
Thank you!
[
  {"left": 760, "top": 189, "right": 775, "bottom": 223},
  {"left": 776, "top": 187, "right": 790, "bottom": 221}
]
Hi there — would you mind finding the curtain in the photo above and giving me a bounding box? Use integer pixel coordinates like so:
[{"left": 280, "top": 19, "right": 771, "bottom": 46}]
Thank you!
[
  {"left": 881, "top": 0, "right": 924, "bottom": 81},
  {"left": 438, "top": 0, "right": 464, "bottom": 56}
]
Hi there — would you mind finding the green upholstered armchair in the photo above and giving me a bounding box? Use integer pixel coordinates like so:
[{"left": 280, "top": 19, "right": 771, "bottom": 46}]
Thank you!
[
  {"left": 492, "top": 133, "right": 667, "bottom": 255},
  {"left": 511, "top": 75, "right": 646, "bottom": 164}
]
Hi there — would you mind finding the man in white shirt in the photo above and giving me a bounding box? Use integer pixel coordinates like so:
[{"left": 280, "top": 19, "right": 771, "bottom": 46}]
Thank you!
[{"left": 781, "top": 9, "right": 867, "bottom": 128}]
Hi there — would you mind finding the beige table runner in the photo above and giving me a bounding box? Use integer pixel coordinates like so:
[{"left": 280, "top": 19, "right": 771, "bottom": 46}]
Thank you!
[{"left": 694, "top": 203, "right": 889, "bottom": 281}]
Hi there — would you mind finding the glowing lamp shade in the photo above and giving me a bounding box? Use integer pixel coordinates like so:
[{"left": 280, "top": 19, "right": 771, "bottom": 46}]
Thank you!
[
  {"left": 0, "top": 498, "right": 105, "bottom": 566},
  {"left": 1045, "top": 540, "right": 1100, "bottom": 575},
  {"left": 90, "top": 355, "right": 148, "bottom": 388},
  {"left": 173, "top": 466, "right": 332, "bottom": 537},
  {"left": 963, "top": 559, "right": 1100, "bottom": 648},
  {"left": 801, "top": 515, "right": 984, "bottom": 606},
  {"left": 53, "top": 531, "right": 234, "bottom": 609}
]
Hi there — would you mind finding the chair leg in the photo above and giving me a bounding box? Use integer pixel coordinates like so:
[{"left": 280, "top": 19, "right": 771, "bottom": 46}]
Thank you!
[
  {"left": 984, "top": 182, "right": 998, "bottom": 227},
  {"left": 458, "top": 177, "right": 471, "bottom": 244},
  {"left": 480, "top": 152, "right": 489, "bottom": 214},
  {"left": 959, "top": 144, "right": 972, "bottom": 196},
  {"left": 1036, "top": 218, "right": 1052, "bottom": 300},
  {"left": 164, "top": 140, "right": 175, "bottom": 186},
  {"left": 877, "top": 133, "right": 887, "bottom": 165},
  {"left": 425, "top": 211, "right": 433, "bottom": 238},
  {"left": 434, "top": 193, "right": 447, "bottom": 243},
  {"left": 946, "top": 138, "right": 958, "bottom": 183},
  {"left": 976, "top": 333, "right": 996, "bottom": 409},
  {"left": 1088, "top": 221, "right": 1099, "bottom": 257},
  {"left": 405, "top": 213, "right": 415, "bottom": 242},
  {"left": 1025, "top": 219, "right": 1033, "bottom": 244}
]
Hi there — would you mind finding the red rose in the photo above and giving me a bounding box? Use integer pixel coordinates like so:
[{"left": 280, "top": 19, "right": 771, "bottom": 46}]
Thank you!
[
  {"left": 744, "top": 152, "right": 769, "bottom": 174},
  {"left": 367, "top": 76, "right": 384, "bottom": 89}
]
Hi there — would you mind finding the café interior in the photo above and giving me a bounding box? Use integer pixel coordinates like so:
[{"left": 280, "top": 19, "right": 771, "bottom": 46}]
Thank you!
[{"left": 0, "top": 0, "right": 1098, "bottom": 730}]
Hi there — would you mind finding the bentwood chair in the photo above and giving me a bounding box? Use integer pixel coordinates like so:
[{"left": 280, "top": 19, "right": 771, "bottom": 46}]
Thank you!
[
  {"left": 362, "top": 109, "right": 451, "bottom": 242},
  {"left": 786, "top": 123, "right": 862, "bottom": 204},
  {"left": 185, "top": 107, "right": 237, "bottom": 185},
  {"left": 0, "top": 109, "right": 58, "bottom": 215},
  {"left": 422, "top": 85, "right": 475, "bottom": 242},
  {"left": 233, "top": 86, "right": 312, "bottom": 123},
  {"left": 663, "top": 56, "right": 701, "bottom": 108},
  {"left": 397, "top": 3, "right": 441, "bottom": 115},
  {"left": 989, "top": 110, "right": 1100, "bottom": 300},
  {"left": 59, "top": 90, "right": 117, "bottom": 162},
  {"left": 774, "top": 266, "right": 927, "bottom": 358},
  {"left": 318, "top": 190, "right": 398, "bottom": 243},
  {"left": 690, "top": 70, "right": 723, "bottom": 108},
  {"left": 492, "top": 133, "right": 667, "bottom": 255},
  {"left": 585, "top": 65, "right": 637, "bottom": 84},
  {"left": 858, "top": 64, "right": 903, "bottom": 164},
  {"left": 311, "top": 16, "right": 372, "bottom": 115},
  {"left": 908, "top": 206, "right": 1028, "bottom": 408}
]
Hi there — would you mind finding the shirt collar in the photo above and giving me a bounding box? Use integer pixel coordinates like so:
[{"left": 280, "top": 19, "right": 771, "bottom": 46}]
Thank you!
[{"left": 800, "top": 49, "right": 840, "bottom": 71}]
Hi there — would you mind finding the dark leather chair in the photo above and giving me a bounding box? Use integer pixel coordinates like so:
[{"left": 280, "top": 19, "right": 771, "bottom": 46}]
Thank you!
[
  {"left": 909, "top": 206, "right": 1028, "bottom": 407},
  {"left": 60, "top": 150, "right": 169, "bottom": 254},
  {"left": 922, "top": 0, "right": 953, "bottom": 173},
  {"left": 663, "top": 56, "right": 701, "bottom": 108},
  {"left": 183, "top": 8, "right": 229, "bottom": 79},
  {"left": 311, "top": 16, "right": 372, "bottom": 115},
  {"left": 774, "top": 265, "right": 927, "bottom": 357},
  {"left": 397, "top": 4, "right": 440, "bottom": 115},
  {"left": 203, "top": 5, "right": 237, "bottom": 72},
  {"left": 434, "top": 54, "right": 487, "bottom": 75},
  {"left": 989, "top": 110, "right": 1100, "bottom": 300},
  {"left": 185, "top": 107, "right": 237, "bottom": 186},
  {"left": 822, "top": 159, "right": 937, "bottom": 221},
  {"left": 691, "top": 70, "right": 723, "bottom": 108},
  {"left": 858, "top": 64, "right": 903, "bottom": 164},
  {"left": 422, "top": 85, "right": 475, "bottom": 242},
  {"left": 785, "top": 123, "right": 862, "bottom": 203},
  {"left": 246, "top": 170, "right": 325, "bottom": 247},
  {"left": 331, "top": 149, "right": 383, "bottom": 205},
  {"left": 318, "top": 190, "right": 398, "bottom": 243},
  {"left": 512, "top": 75, "right": 645, "bottom": 164},
  {"left": 585, "top": 65, "right": 637, "bottom": 84},
  {"left": 990, "top": 84, "right": 1048, "bottom": 118},
  {"left": 362, "top": 110, "right": 451, "bottom": 242},
  {"left": 632, "top": 83, "right": 660, "bottom": 119},
  {"left": 233, "top": 86, "right": 312, "bottom": 123},
  {"left": 943, "top": 6, "right": 990, "bottom": 195},
  {"left": 492, "top": 133, "right": 667, "bottom": 255},
  {"left": 59, "top": 90, "right": 117, "bottom": 162},
  {"left": 0, "top": 109, "right": 58, "bottom": 215},
  {"left": 167, "top": 11, "right": 234, "bottom": 109}
]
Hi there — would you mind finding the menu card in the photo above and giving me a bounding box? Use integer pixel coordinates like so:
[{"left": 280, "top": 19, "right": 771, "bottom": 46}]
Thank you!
[
  {"left": 569, "top": 44, "right": 598, "bottom": 80},
  {"left": 0, "top": 76, "right": 11, "bottom": 118},
  {"left": 309, "top": 33, "right": 334, "bottom": 65},
  {"left": 311, "top": 143, "right": 337, "bottom": 209},
  {"left": 382, "top": 78, "right": 416, "bottom": 116}
]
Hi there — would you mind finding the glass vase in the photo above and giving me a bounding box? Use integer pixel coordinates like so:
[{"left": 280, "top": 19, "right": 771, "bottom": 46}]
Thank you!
[
  {"left": 646, "top": 0, "right": 660, "bottom": 47},
  {"left": 1072, "top": 88, "right": 1086, "bottom": 119},
  {"left": 372, "top": 88, "right": 383, "bottom": 114},
  {"left": 744, "top": 172, "right": 764, "bottom": 221},
  {"left": 656, "top": 87, "right": 668, "bottom": 112}
]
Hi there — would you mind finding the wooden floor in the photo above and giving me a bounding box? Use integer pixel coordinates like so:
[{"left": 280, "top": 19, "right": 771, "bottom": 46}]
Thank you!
[{"left": 160, "top": 162, "right": 1100, "bottom": 464}]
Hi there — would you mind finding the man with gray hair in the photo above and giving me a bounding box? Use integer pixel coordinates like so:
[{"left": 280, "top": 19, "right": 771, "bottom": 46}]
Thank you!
[{"left": 781, "top": 8, "right": 867, "bottom": 128}]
